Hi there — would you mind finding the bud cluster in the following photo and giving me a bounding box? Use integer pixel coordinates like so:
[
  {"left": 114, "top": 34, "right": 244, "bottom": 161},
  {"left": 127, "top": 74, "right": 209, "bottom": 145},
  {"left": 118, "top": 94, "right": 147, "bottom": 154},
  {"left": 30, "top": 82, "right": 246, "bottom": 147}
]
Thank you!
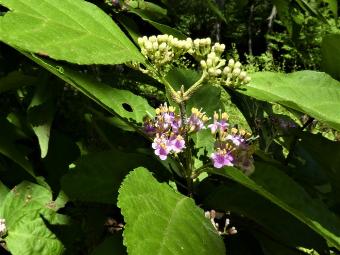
[
  {"left": 137, "top": 34, "right": 251, "bottom": 89},
  {"left": 0, "top": 218, "right": 6, "bottom": 237},
  {"left": 138, "top": 35, "right": 192, "bottom": 69},
  {"left": 208, "top": 111, "right": 255, "bottom": 175},
  {"left": 143, "top": 103, "right": 208, "bottom": 160}
]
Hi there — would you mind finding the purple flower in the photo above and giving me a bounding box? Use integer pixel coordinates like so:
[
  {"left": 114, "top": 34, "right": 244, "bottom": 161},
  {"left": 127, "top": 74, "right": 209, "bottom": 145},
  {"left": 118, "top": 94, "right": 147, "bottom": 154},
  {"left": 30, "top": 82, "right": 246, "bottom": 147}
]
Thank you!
[
  {"left": 188, "top": 108, "right": 208, "bottom": 132},
  {"left": 152, "top": 135, "right": 171, "bottom": 160},
  {"left": 227, "top": 134, "right": 244, "bottom": 146},
  {"left": 169, "top": 135, "right": 186, "bottom": 153},
  {"left": 171, "top": 116, "right": 182, "bottom": 133},
  {"left": 211, "top": 149, "right": 234, "bottom": 168}
]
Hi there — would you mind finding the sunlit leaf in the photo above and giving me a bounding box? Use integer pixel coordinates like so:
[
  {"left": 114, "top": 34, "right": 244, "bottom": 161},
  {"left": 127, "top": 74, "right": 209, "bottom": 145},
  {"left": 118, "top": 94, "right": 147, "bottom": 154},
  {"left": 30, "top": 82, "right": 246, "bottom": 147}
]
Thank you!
[
  {"left": 118, "top": 167, "right": 225, "bottom": 255},
  {"left": 0, "top": 0, "right": 143, "bottom": 64}
]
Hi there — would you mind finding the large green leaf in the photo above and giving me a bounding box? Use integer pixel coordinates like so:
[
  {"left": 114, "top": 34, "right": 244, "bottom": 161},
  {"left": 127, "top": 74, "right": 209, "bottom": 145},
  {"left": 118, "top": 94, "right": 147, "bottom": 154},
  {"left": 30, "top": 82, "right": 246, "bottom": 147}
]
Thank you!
[
  {"left": 0, "top": 0, "right": 143, "bottom": 64},
  {"left": 208, "top": 163, "right": 340, "bottom": 249},
  {"left": 240, "top": 71, "right": 340, "bottom": 131},
  {"left": 61, "top": 149, "right": 165, "bottom": 204},
  {"left": 118, "top": 167, "right": 225, "bottom": 255},
  {"left": 321, "top": 34, "right": 340, "bottom": 81},
  {"left": 0, "top": 182, "right": 67, "bottom": 255},
  {"left": 22, "top": 53, "right": 154, "bottom": 124}
]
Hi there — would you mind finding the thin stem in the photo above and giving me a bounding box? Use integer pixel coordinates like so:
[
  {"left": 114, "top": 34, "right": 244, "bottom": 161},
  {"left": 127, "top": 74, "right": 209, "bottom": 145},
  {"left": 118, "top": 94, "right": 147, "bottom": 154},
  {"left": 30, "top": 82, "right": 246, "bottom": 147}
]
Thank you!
[
  {"left": 183, "top": 72, "right": 208, "bottom": 99},
  {"left": 192, "top": 163, "right": 213, "bottom": 179}
]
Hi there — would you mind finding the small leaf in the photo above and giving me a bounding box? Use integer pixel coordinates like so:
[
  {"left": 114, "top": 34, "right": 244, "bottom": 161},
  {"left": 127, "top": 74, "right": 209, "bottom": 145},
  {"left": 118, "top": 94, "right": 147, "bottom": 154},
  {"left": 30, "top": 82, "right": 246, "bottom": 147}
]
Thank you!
[
  {"left": 240, "top": 71, "right": 340, "bottom": 131},
  {"left": 0, "top": 182, "right": 67, "bottom": 255},
  {"left": 0, "top": 0, "right": 143, "bottom": 64},
  {"left": 118, "top": 167, "right": 225, "bottom": 255},
  {"left": 28, "top": 82, "right": 57, "bottom": 158}
]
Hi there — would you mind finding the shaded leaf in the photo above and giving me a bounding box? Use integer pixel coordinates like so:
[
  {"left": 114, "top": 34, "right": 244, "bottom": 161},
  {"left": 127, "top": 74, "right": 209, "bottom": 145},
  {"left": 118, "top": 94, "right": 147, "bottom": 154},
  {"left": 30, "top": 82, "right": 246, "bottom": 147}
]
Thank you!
[
  {"left": 0, "top": 71, "right": 37, "bottom": 93},
  {"left": 118, "top": 167, "right": 225, "bottom": 255},
  {"left": 0, "top": 0, "right": 143, "bottom": 64},
  {"left": 0, "top": 117, "right": 35, "bottom": 177},
  {"left": 208, "top": 163, "right": 340, "bottom": 249},
  {"left": 321, "top": 34, "right": 340, "bottom": 81},
  {"left": 91, "top": 234, "right": 126, "bottom": 255},
  {"left": 61, "top": 149, "right": 166, "bottom": 204},
  {"left": 199, "top": 179, "right": 328, "bottom": 254},
  {"left": 0, "top": 180, "right": 9, "bottom": 205}
]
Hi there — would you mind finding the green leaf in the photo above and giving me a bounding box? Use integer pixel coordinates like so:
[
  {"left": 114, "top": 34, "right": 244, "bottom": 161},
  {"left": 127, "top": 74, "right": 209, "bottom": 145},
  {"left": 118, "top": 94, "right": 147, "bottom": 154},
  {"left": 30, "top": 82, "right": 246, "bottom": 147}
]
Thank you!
[
  {"left": 199, "top": 179, "right": 328, "bottom": 253},
  {"left": 22, "top": 52, "right": 154, "bottom": 124},
  {"left": 28, "top": 82, "right": 57, "bottom": 158},
  {"left": 321, "top": 34, "right": 340, "bottom": 81},
  {"left": 0, "top": 180, "right": 9, "bottom": 205},
  {"left": 0, "top": 182, "right": 67, "bottom": 255},
  {"left": 61, "top": 149, "right": 165, "bottom": 204},
  {"left": 294, "top": 0, "right": 328, "bottom": 24},
  {"left": 128, "top": 9, "right": 187, "bottom": 39},
  {"left": 208, "top": 163, "right": 340, "bottom": 249},
  {"left": 0, "top": 0, "right": 143, "bottom": 64},
  {"left": 0, "top": 117, "right": 35, "bottom": 178},
  {"left": 271, "top": 0, "right": 293, "bottom": 33},
  {"left": 205, "top": 0, "right": 227, "bottom": 23},
  {"left": 322, "top": 0, "right": 338, "bottom": 18},
  {"left": 118, "top": 167, "right": 225, "bottom": 255},
  {"left": 91, "top": 234, "right": 126, "bottom": 255},
  {"left": 240, "top": 71, "right": 340, "bottom": 131},
  {"left": 297, "top": 132, "right": 340, "bottom": 200},
  {"left": 0, "top": 71, "right": 37, "bottom": 93}
]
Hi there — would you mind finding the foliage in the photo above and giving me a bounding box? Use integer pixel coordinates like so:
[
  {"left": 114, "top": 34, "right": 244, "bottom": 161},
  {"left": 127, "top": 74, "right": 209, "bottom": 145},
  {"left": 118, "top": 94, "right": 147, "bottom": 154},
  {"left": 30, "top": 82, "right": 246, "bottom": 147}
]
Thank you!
[{"left": 0, "top": 0, "right": 340, "bottom": 255}]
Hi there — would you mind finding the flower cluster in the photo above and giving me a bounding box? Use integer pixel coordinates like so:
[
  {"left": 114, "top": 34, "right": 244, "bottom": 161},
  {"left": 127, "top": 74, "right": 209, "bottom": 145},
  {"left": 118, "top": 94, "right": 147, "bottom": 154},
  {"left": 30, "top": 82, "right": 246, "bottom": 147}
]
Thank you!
[
  {"left": 0, "top": 218, "right": 6, "bottom": 237},
  {"left": 143, "top": 104, "right": 208, "bottom": 160},
  {"left": 144, "top": 104, "right": 255, "bottom": 174},
  {"left": 209, "top": 111, "right": 255, "bottom": 175}
]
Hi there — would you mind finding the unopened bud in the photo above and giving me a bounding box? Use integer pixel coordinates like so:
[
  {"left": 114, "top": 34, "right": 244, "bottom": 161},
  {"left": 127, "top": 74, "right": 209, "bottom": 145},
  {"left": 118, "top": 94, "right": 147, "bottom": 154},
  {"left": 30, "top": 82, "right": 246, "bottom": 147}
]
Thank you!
[
  {"left": 159, "top": 42, "right": 167, "bottom": 51},
  {"left": 228, "top": 59, "right": 235, "bottom": 67},
  {"left": 244, "top": 76, "right": 251, "bottom": 83},
  {"left": 234, "top": 61, "right": 242, "bottom": 68},
  {"left": 200, "top": 60, "right": 207, "bottom": 68},
  {"left": 223, "top": 66, "right": 231, "bottom": 75},
  {"left": 239, "top": 71, "right": 247, "bottom": 80},
  {"left": 233, "top": 68, "right": 241, "bottom": 76}
]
